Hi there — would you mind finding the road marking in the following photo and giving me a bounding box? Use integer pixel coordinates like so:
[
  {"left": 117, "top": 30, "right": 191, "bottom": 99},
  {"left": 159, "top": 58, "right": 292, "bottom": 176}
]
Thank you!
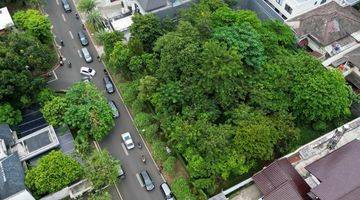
[
  {"left": 56, "top": 0, "right": 59, "bottom": 5},
  {"left": 120, "top": 143, "right": 129, "bottom": 156},
  {"left": 62, "top": 14, "right": 66, "bottom": 22},
  {"left": 135, "top": 173, "right": 144, "bottom": 187},
  {"left": 114, "top": 183, "right": 124, "bottom": 200},
  {"left": 77, "top": 50, "right": 82, "bottom": 58},
  {"left": 69, "top": 31, "right": 74, "bottom": 39}
]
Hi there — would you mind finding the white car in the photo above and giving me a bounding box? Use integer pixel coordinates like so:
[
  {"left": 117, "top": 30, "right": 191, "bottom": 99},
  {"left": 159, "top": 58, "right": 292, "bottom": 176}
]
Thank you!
[
  {"left": 80, "top": 67, "right": 96, "bottom": 77},
  {"left": 121, "top": 132, "right": 135, "bottom": 150}
]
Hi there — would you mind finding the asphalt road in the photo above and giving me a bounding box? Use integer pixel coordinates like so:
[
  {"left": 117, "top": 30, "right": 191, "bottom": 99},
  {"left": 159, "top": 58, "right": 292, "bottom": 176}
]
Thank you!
[{"left": 44, "top": 1, "right": 165, "bottom": 199}]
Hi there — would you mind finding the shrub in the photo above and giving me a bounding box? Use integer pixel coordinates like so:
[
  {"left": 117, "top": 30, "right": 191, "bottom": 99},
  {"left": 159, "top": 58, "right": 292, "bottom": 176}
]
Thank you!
[
  {"left": 152, "top": 141, "right": 168, "bottom": 162},
  {"left": 171, "top": 177, "right": 196, "bottom": 200},
  {"left": 163, "top": 156, "right": 176, "bottom": 174},
  {"left": 37, "top": 88, "right": 55, "bottom": 106}
]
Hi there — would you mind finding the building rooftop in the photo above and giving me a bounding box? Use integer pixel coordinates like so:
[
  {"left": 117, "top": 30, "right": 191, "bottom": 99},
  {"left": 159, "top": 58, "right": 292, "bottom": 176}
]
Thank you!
[
  {"left": 305, "top": 139, "right": 360, "bottom": 200},
  {"left": 0, "top": 7, "right": 14, "bottom": 31},
  {"left": 137, "top": 0, "right": 167, "bottom": 12},
  {"left": 252, "top": 158, "right": 310, "bottom": 200},
  {"left": 12, "top": 125, "right": 60, "bottom": 161},
  {"left": 0, "top": 124, "right": 14, "bottom": 148},
  {"left": 0, "top": 153, "right": 26, "bottom": 200},
  {"left": 286, "top": 2, "right": 360, "bottom": 46}
]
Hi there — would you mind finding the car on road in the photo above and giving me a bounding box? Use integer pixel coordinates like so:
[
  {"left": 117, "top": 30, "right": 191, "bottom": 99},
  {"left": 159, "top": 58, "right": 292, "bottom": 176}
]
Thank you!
[
  {"left": 61, "top": 0, "right": 71, "bottom": 12},
  {"left": 108, "top": 100, "right": 119, "bottom": 118},
  {"left": 80, "top": 67, "right": 96, "bottom": 77},
  {"left": 160, "top": 182, "right": 175, "bottom": 200},
  {"left": 103, "top": 75, "right": 115, "bottom": 94},
  {"left": 78, "top": 31, "right": 89, "bottom": 46},
  {"left": 121, "top": 132, "right": 134, "bottom": 150},
  {"left": 140, "top": 170, "right": 155, "bottom": 191},
  {"left": 118, "top": 164, "right": 125, "bottom": 179},
  {"left": 81, "top": 47, "right": 93, "bottom": 63}
]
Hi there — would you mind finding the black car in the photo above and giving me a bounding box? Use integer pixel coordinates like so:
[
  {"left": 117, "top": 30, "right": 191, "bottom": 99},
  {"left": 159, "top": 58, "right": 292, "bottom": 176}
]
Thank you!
[
  {"left": 78, "top": 31, "right": 88, "bottom": 46},
  {"left": 103, "top": 75, "right": 114, "bottom": 94},
  {"left": 140, "top": 170, "right": 155, "bottom": 191},
  {"left": 61, "top": 0, "right": 71, "bottom": 12}
]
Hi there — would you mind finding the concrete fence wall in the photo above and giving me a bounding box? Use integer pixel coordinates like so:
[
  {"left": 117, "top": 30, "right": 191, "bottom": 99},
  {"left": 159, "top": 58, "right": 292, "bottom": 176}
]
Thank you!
[{"left": 235, "top": 0, "right": 284, "bottom": 21}]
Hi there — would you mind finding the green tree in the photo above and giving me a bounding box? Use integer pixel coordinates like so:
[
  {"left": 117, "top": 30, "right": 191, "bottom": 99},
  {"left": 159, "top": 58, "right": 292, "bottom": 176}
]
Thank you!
[
  {"left": 0, "top": 103, "right": 22, "bottom": 125},
  {"left": 108, "top": 42, "right": 130, "bottom": 74},
  {"left": 37, "top": 88, "right": 55, "bottom": 106},
  {"left": 130, "top": 14, "right": 163, "bottom": 52},
  {"left": 42, "top": 96, "right": 67, "bottom": 127},
  {"left": 85, "top": 150, "right": 120, "bottom": 189},
  {"left": 213, "top": 23, "right": 265, "bottom": 69},
  {"left": 95, "top": 31, "right": 124, "bottom": 55},
  {"left": 13, "top": 9, "right": 52, "bottom": 43},
  {"left": 64, "top": 82, "right": 114, "bottom": 141},
  {"left": 25, "top": 151, "right": 83, "bottom": 197},
  {"left": 88, "top": 191, "right": 111, "bottom": 200},
  {"left": 77, "top": 0, "right": 96, "bottom": 13},
  {"left": 163, "top": 156, "right": 176, "bottom": 174}
]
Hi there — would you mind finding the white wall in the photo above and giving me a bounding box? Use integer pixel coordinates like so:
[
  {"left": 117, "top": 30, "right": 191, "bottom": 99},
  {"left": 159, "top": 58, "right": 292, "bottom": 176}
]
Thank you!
[{"left": 266, "top": 0, "right": 329, "bottom": 19}]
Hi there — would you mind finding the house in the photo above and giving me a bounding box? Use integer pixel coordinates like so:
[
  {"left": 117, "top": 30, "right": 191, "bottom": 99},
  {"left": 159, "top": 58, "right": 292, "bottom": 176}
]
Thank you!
[
  {"left": 0, "top": 7, "right": 14, "bottom": 31},
  {"left": 252, "top": 159, "right": 310, "bottom": 200},
  {"left": 96, "top": 0, "right": 191, "bottom": 34},
  {"left": 0, "top": 124, "right": 35, "bottom": 200},
  {"left": 264, "top": 0, "right": 358, "bottom": 20},
  {"left": 250, "top": 117, "right": 360, "bottom": 200},
  {"left": 209, "top": 117, "right": 360, "bottom": 200}
]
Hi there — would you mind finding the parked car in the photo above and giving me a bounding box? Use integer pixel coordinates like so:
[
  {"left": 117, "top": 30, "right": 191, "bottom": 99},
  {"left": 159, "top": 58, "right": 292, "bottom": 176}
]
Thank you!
[
  {"left": 118, "top": 164, "right": 125, "bottom": 179},
  {"left": 121, "top": 132, "right": 134, "bottom": 150},
  {"left": 80, "top": 67, "right": 96, "bottom": 77},
  {"left": 140, "top": 170, "right": 155, "bottom": 191},
  {"left": 61, "top": 0, "right": 71, "bottom": 12},
  {"left": 78, "top": 31, "right": 89, "bottom": 46},
  {"left": 108, "top": 100, "right": 119, "bottom": 118},
  {"left": 160, "top": 182, "right": 175, "bottom": 200},
  {"left": 103, "top": 75, "right": 115, "bottom": 94},
  {"left": 81, "top": 47, "right": 93, "bottom": 63}
]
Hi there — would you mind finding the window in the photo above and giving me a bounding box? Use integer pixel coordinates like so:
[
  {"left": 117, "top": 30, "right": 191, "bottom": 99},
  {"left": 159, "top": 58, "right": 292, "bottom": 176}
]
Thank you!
[
  {"left": 320, "top": 0, "right": 326, "bottom": 4},
  {"left": 276, "top": 0, "right": 283, "bottom": 5},
  {"left": 285, "top": 4, "right": 293, "bottom": 14},
  {"left": 314, "top": 1, "right": 317, "bottom": 5}
]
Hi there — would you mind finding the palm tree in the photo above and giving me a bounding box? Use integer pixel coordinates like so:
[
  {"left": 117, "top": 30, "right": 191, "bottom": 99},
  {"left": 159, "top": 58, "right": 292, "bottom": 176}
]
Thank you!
[
  {"left": 78, "top": 0, "right": 96, "bottom": 13},
  {"left": 87, "top": 10, "right": 105, "bottom": 31}
]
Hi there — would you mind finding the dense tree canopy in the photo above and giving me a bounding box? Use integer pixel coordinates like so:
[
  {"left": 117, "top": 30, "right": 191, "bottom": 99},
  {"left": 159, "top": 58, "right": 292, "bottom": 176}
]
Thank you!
[
  {"left": 0, "top": 103, "right": 22, "bottom": 125},
  {"left": 13, "top": 9, "right": 52, "bottom": 44},
  {"left": 102, "top": 0, "right": 352, "bottom": 196},
  {"left": 25, "top": 151, "right": 83, "bottom": 197},
  {"left": 42, "top": 82, "right": 114, "bottom": 140}
]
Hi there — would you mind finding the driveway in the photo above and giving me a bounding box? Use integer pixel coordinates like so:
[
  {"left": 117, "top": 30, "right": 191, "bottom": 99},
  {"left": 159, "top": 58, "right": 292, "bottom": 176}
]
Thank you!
[{"left": 44, "top": 0, "right": 165, "bottom": 199}]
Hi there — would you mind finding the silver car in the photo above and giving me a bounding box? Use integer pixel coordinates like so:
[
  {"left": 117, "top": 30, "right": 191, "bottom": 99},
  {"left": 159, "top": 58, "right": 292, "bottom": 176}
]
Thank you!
[
  {"left": 81, "top": 47, "right": 92, "bottom": 63},
  {"left": 108, "top": 100, "right": 119, "bottom": 118},
  {"left": 140, "top": 170, "right": 155, "bottom": 191}
]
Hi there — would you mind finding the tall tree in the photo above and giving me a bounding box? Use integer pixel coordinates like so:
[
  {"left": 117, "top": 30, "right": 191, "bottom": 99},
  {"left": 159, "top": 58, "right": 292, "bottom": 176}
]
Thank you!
[
  {"left": 85, "top": 150, "right": 120, "bottom": 189},
  {"left": 13, "top": 9, "right": 52, "bottom": 44}
]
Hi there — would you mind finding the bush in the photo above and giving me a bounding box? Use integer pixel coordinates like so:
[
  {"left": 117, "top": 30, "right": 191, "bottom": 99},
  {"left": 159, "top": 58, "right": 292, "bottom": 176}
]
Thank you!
[
  {"left": 163, "top": 156, "right": 176, "bottom": 174},
  {"left": 172, "top": 177, "right": 196, "bottom": 200},
  {"left": 77, "top": 0, "right": 96, "bottom": 13},
  {"left": 120, "top": 81, "right": 139, "bottom": 105},
  {"left": 143, "top": 123, "right": 159, "bottom": 139},
  {"left": 131, "top": 99, "right": 146, "bottom": 114},
  {"left": 25, "top": 151, "right": 83, "bottom": 197},
  {"left": 74, "top": 134, "right": 91, "bottom": 157},
  {"left": 134, "top": 112, "right": 154, "bottom": 128},
  {"left": 152, "top": 141, "right": 168, "bottom": 162},
  {"left": 88, "top": 191, "right": 111, "bottom": 200},
  {"left": 312, "top": 121, "right": 328, "bottom": 131},
  {"left": 0, "top": 103, "right": 22, "bottom": 126}
]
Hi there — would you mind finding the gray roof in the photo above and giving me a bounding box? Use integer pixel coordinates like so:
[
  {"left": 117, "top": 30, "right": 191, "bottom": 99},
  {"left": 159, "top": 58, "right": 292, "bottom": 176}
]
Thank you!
[
  {"left": 0, "top": 124, "right": 14, "bottom": 147},
  {"left": 287, "top": 2, "right": 360, "bottom": 46},
  {"left": 137, "top": 0, "right": 167, "bottom": 12},
  {"left": 0, "top": 153, "right": 26, "bottom": 199},
  {"left": 24, "top": 131, "right": 51, "bottom": 153},
  {"left": 154, "top": 0, "right": 193, "bottom": 19}
]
